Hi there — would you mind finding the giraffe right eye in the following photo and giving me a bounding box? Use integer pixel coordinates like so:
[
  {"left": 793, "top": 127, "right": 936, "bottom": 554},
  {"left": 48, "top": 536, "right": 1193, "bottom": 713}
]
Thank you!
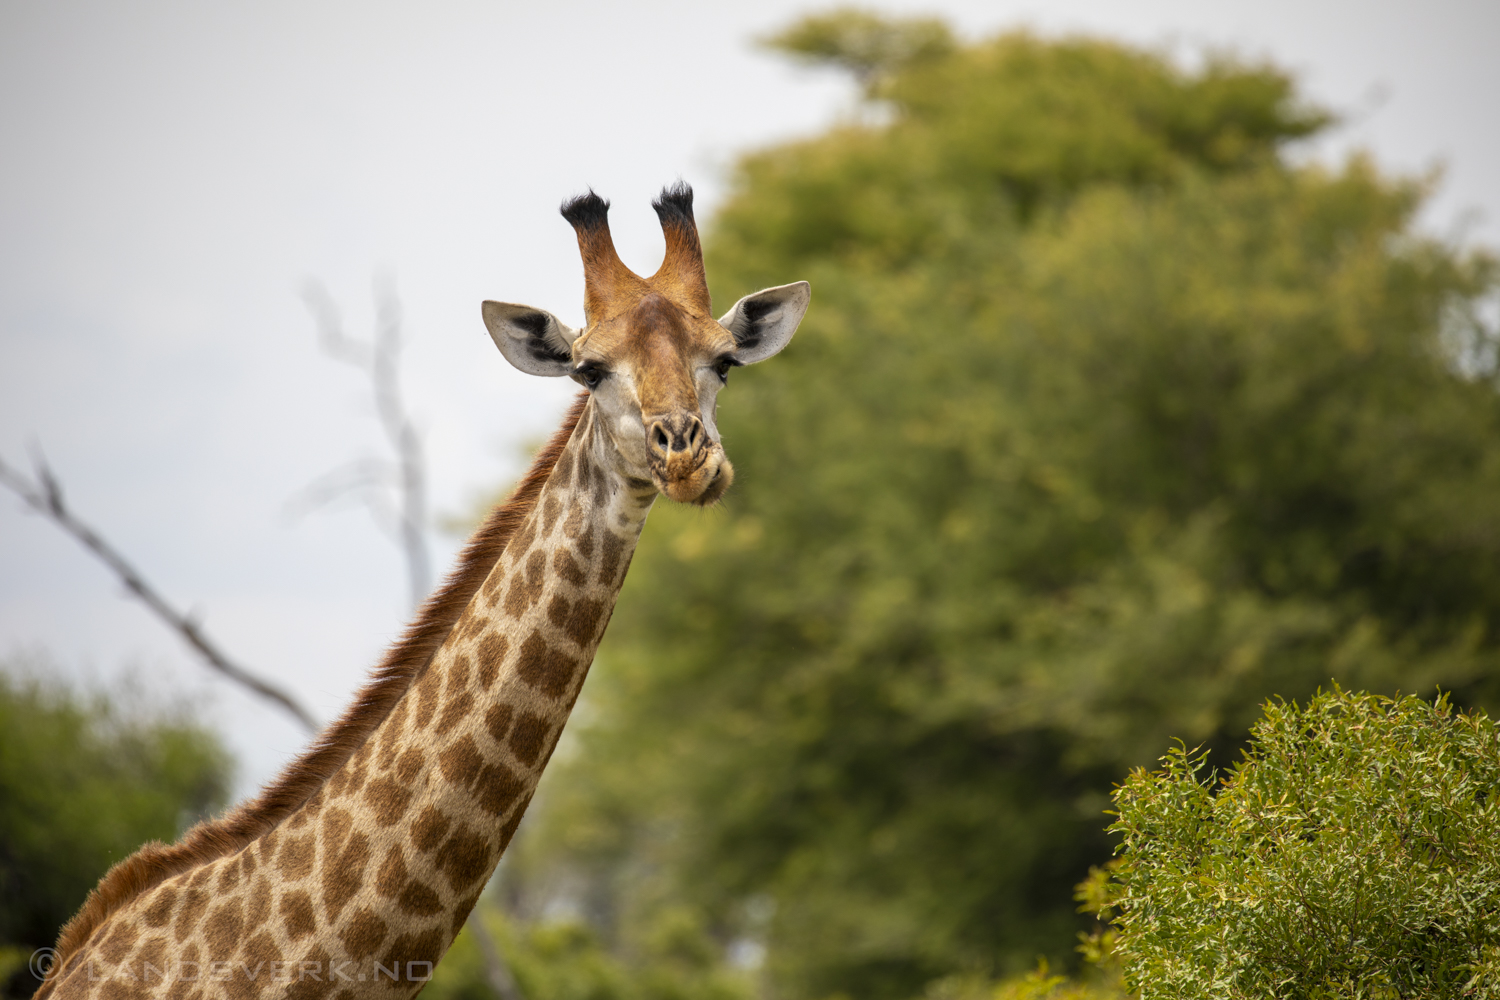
[{"left": 573, "top": 365, "right": 605, "bottom": 389}]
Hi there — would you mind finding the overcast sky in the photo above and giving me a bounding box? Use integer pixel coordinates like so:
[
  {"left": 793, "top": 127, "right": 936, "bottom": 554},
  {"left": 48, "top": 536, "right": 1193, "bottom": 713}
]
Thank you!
[{"left": 2, "top": 0, "right": 1496, "bottom": 797}]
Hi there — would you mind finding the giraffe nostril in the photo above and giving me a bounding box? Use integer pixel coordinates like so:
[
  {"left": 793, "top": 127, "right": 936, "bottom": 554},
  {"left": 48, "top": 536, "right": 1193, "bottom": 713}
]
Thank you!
[{"left": 654, "top": 427, "right": 670, "bottom": 452}]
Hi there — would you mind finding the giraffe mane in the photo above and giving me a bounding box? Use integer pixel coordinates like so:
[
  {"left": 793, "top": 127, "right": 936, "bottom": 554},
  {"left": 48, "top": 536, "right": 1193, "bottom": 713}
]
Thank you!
[{"left": 38, "top": 392, "right": 589, "bottom": 994}]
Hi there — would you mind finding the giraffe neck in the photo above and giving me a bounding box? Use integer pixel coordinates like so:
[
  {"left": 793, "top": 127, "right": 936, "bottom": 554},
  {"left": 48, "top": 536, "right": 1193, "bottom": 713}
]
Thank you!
[{"left": 49, "top": 401, "right": 656, "bottom": 1000}]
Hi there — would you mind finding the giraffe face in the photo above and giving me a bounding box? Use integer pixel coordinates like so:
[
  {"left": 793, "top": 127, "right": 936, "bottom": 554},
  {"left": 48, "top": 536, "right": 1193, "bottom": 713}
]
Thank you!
[{"left": 482, "top": 185, "right": 809, "bottom": 506}]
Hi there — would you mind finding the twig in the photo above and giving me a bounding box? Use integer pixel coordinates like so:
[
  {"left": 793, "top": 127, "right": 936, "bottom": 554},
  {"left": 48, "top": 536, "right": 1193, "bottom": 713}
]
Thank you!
[
  {"left": 0, "top": 453, "right": 320, "bottom": 733},
  {"left": 300, "top": 277, "right": 431, "bottom": 607},
  {"left": 469, "top": 908, "right": 526, "bottom": 1000}
]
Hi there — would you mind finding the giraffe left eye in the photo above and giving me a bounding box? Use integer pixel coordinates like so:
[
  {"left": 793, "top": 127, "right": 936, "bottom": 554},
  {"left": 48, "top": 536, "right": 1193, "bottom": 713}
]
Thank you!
[{"left": 714, "top": 358, "right": 735, "bottom": 382}]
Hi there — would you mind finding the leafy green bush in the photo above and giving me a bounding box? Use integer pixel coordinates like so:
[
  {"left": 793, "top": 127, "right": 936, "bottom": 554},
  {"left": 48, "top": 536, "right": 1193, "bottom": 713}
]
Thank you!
[
  {"left": 1096, "top": 688, "right": 1500, "bottom": 997},
  {"left": 0, "top": 661, "right": 232, "bottom": 999},
  {"left": 923, "top": 961, "right": 1126, "bottom": 1000}
]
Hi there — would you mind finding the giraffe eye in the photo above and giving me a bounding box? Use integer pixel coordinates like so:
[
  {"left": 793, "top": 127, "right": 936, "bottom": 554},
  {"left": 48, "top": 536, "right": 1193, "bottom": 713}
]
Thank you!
[
  {"left": 573, "top": 364, "right": 605, "bottom": 389},
  {"left": 714, "top": 357, "right": 737, "bottom": 382}
]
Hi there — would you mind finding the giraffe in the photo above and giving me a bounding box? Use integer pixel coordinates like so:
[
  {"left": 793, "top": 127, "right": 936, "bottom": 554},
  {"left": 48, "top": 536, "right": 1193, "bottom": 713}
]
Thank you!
[{"left": 35, "top": 182, "right": 810, "bottom": 1000}]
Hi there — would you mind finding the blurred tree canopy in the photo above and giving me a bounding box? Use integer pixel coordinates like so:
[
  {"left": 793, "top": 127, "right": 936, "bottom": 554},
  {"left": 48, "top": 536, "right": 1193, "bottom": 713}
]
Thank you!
[
  {"left": 506, "top": 12, "right": 1500, "bottom": 1000},
  {"left": 0, "top": 662, "right": 231, "bottom": 999}
]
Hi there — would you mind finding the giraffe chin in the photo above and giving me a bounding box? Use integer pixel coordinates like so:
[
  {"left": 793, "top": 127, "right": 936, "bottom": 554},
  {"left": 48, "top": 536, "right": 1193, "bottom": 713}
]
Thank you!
[{"left": 656, "top": 453, "right": 734, "bottom": 507}]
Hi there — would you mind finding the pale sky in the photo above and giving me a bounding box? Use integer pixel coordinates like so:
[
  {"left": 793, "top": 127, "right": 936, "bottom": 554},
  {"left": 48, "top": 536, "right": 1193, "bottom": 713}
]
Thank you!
[{"left": 2, "top": 0, "right": 1496, "bottom": 797}]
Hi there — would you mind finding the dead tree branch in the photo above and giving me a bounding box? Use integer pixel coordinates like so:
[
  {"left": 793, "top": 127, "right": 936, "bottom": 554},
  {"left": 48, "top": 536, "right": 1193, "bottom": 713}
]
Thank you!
[
  {"left": 299, "top": 277, "right": 431, "bottom": 607},
  {"left": 470, "top": 909, "right": 526, "bottom": 1000},
  {"left": 0, "top": 452, "right": 320, "bottom": 732}
]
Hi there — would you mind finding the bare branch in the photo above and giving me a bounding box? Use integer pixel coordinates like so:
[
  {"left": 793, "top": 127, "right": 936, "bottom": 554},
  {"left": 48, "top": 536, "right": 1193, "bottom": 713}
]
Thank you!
[
  {"left": 282, "top": 458, "right": 399, "bottom": 522},
  {"left": 300, "top": 281, "right": 372, "bottom": 369},
  {"left": 300, "top": 276, "right": 431, "bottom": 609},
  {"left": 0, "top": 452, "right": 320, "bottom": 733},
  {"left": 468, "top": 910, "right": 526, "bottom": 1000}
]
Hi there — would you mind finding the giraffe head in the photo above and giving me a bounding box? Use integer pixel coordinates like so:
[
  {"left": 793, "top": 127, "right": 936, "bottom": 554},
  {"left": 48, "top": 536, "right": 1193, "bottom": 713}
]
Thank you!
[{"left": 483, "top": 183, "right": 809, "bottom": 506}]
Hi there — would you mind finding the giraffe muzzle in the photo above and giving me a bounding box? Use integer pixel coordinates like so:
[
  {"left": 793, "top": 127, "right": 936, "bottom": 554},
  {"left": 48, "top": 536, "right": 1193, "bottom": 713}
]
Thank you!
[{"left": 645, "top": 413, "right": 734, "bottom": 506}]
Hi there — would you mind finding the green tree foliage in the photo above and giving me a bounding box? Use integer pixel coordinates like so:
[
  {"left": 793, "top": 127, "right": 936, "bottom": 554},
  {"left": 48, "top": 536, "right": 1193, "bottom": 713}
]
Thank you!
[
  {"left": 1096, "top": 689, "right": 1500, "bottom": 997},
  {"left": 512, "top": 14, "right": 1500, "bottom": 999},
  {"left": 423, "top": 905, "right": 753, "bottom": 1000},
  {"left": 0, "top": 662, "right": 232, "bottom": 999},
  {"left": 759, "top": 9, "right": 955, "bottom": 94}
]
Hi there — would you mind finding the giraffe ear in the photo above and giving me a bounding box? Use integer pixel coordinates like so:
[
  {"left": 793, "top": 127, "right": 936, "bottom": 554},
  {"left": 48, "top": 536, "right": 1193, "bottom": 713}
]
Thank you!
[
  {"left": 717, "top": 281, "right": 810, "bottom": 365},
  {"left": 482, "top": 301, "right": 579, "bottom": 377}
]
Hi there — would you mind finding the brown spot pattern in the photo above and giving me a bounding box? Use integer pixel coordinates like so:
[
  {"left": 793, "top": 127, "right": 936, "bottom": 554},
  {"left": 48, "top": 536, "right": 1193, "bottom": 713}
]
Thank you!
[
  {"left": 246, "top": 878, "right": 272, "bottom": 927},
  {"left": 387, "top": 699, "right": 410, "bottom": 741},
  {"left": 498, "top": 792, "right": 533, "bottom": 852},
  {"left": 98, "top": 922, "right": 138, "bottom": 963},
  {"left": 321, "top": 807, "right": 353, "bottom": 853},
  {"left": 575, "top": 522, "right": 596, "bottom": 559},
  {"left": 508, "top": 712, "right": 551, "bottom": 767},
  {"left": 376, "top": 726, "right": 400, "bottom": 772},
  {"left": 284, "top": 946, "right": 334, "bottom": 1000},
  {"left": 542, "top": 496, "right": 560, "bottom": 534},
  {"left": 475, "top": 633, "right": 508, "bottom": 689},
  {"left": 375, "top": 846, "right": 408, "bottom": 898},
  {"left": 364, "top": 776, "right": 413, "bottom": 827},
  {"left": 344, "top": 752, "right": 368, "bottom": 797},
  {"left": 599, "top": 531, "right": 624, "bottom": 584},
  {"left": 437, "top": 689, "right": 475, "bottom": 733},
  {"left": 509, "top": 519, "right": 536, "bottom": 561},
  {"left": 394, "top": 748, "right": 425, "bottom": 784},
  {"left": 412, "top": 666, "right": 442, "bottom": 731},
  {"left": 516, "top": 631, "right": 578, "bottom": 698},
  {"left": 484, "top": 703, "right": 514, "bottom": 746},
  {"left": 262, "top": 828, "right": 281, "bottom": 858},
  {"left": 448, "top": 655, "right": 471, "bottom": 694},
  {"left": 482, "top": 563, "right": 505, "bottom": 605},
  {"left": 134, "top": 934, "right": 168, "bottom": 976},
  {"left": 438, "top": 824, "right": 491, "bottom": 893},
  {"left": 339, "top": 908, "right": 388, "bottom": 962},
  {"left": 321, "top": 831, "right": 371, "bottom": 920},
  {"left": 554, "top": 548, "right": 588, "bottom": 587},
  {"left": 474, "top": 760, "right": 525, "bottom": 816},
  {"left": 238, "top": 930, "right": 282, "bottom": 985},
  {"left": 203, "top": 898, "right": 244, "bottom": 951},
  {"left": 174, "top": 889, "right": 209, "bottom": 943},
  {"left": 438, "top": 735, "right": 483, "bottom": 788},
  {"left": 378, "top": 928, "right": 444, "bottom": 990},
  {"left": 397, "top": 880, "right": 443, "bottom": 916},
  {"left": 548, "top": 594, "right": 606, "bottom": 647},
  {"left": 504, "top": 550, "right": 548, "bottom": 618},
  {"left": 526, "top": 547, "right": 547, "bottom": 586},
  {"left": 142, "top": 886, "right": 177, "bottom": 928},
  {"left": 99, "top": 976, "right": 147, "bottom": 1000},
  {"left": 278, "top": 834, "right": 316, "bottom": 881},
  {"left": 410, "top": 807, "right": 451, "bottom": 854},
  {"left": 452, "top": 891, "right": 484, "bottom": 937},
  {"left": 163, "top": 944, "right": 200, "bottom": 1000},
  {"left": 281, "top": 890, "right": 317, "bottom": 940}
]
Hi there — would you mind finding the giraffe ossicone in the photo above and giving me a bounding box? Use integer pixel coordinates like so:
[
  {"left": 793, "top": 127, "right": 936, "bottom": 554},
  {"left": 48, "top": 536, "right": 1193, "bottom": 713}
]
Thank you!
[{"left": 37, "top": 182, "right": 809, "bottom": 1000}]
